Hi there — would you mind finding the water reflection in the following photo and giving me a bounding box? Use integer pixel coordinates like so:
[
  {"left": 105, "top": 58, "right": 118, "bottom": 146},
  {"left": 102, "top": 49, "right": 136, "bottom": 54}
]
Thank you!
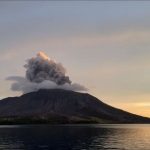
[{"left": 0, "top": 124, "right": 149, "bottom": 150}]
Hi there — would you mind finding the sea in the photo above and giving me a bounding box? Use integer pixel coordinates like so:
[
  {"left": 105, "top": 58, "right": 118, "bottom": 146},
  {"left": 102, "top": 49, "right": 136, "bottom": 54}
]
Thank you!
[{"left": 0, "top": 124, "right": 149, "bottom": 150}]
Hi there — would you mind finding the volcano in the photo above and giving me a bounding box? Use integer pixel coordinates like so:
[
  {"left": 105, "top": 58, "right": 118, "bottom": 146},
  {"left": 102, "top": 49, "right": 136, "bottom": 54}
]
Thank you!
[{"left": 0, "top": 89, "right": 150, "bottom": 124}]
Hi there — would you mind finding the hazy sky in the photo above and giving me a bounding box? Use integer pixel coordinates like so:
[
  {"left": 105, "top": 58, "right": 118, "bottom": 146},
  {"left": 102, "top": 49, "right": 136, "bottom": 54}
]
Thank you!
[{"left": 1, "top": 1, "right": 150, "bottom": 117}]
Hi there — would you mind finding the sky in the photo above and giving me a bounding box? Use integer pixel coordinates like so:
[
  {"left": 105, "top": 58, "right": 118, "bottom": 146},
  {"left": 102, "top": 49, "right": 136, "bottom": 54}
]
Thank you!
[{"left": 1, "top": 1, "right": 150, "bottom": 117}]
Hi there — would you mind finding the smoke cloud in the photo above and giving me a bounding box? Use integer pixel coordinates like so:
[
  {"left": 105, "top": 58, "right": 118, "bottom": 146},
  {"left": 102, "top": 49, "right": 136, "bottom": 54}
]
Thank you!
[
  {"left": 25, "top": 52, "right": 71, "bottom": 85},
  {"left": 7, "top": 52, "right": 87, "bottom": 93}
]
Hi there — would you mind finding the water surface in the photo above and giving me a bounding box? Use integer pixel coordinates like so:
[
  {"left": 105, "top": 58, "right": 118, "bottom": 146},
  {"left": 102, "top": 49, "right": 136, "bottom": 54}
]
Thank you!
[{"left": 0, "top": 124, "right": 149, "bottom": 150}]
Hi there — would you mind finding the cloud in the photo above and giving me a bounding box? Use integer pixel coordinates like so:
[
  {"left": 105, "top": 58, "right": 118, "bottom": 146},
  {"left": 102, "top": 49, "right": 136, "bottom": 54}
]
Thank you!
[
  {"left": 7, "top": 76, "right": 87, "bottom": 93},
  {"left": 7, "top": 52, "right": 87, "bottom": 93}
]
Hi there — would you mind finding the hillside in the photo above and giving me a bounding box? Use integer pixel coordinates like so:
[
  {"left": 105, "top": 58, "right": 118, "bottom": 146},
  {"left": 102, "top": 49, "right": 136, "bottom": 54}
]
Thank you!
[{"left": 0, "top": 89, "right": 150, "bottom": 124}]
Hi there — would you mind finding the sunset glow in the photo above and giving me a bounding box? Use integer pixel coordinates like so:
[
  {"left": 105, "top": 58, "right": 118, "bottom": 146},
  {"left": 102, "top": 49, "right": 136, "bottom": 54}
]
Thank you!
[{"left": 37, "top": 51, "right": 50, "bottom": 60}]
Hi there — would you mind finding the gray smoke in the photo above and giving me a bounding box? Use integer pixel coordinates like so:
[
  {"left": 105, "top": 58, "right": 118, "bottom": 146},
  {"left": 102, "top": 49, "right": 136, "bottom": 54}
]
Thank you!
[
  {"left": 25, "top": 52, "right": 71, "bottom": 85},
  {"left": 7, "top": 52, "right": 87, "bottom": 93}
]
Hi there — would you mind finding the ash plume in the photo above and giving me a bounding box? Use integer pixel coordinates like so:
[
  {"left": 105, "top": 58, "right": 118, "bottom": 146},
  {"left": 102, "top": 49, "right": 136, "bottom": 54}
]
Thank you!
[
  {"left": 7, "top": 51, "right": 87, "bottom": 93},
  {"left": 25, "top": 52, "right": 71, "bottom": 85}
]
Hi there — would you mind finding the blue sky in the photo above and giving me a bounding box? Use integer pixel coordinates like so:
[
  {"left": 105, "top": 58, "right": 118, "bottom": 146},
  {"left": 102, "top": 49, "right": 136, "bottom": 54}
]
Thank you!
[{"left": 1, "top": 1, "right": 150, "bottom": 116}]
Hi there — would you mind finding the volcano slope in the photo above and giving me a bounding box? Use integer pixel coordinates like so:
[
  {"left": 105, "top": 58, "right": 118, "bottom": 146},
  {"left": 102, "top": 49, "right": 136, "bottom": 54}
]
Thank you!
[{"left": 0, "top": 89, "right": 149, "bottom": 124}]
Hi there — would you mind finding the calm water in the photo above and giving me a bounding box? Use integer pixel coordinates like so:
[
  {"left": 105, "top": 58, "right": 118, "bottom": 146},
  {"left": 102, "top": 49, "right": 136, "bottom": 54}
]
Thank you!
[{"left": 0, "top": 124, "right": 150, "bottom": 150}]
